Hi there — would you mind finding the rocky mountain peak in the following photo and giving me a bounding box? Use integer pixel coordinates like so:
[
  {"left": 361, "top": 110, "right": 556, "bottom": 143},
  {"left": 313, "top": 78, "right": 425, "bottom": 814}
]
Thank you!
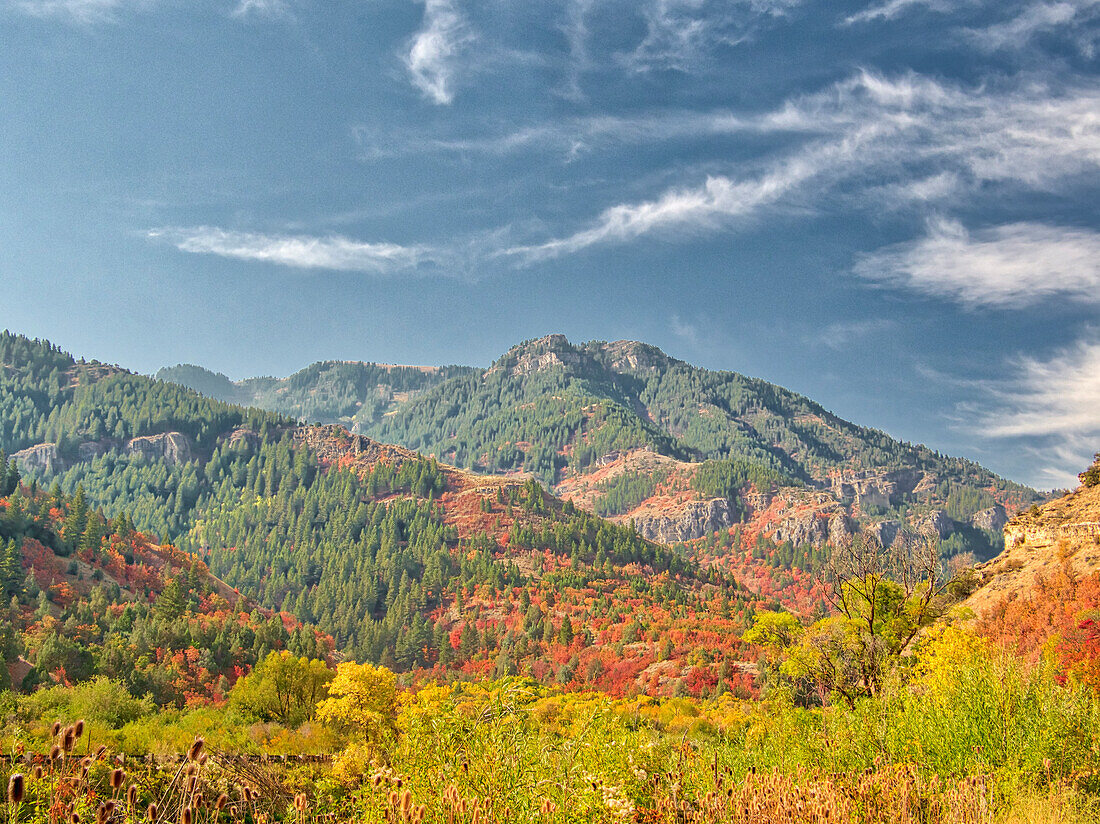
[
  {"left": 491, "top": 334, "right": 590, "bottom": 377},
  {"left": 595, "top": 340, "right": 677, "bottom": 374}
]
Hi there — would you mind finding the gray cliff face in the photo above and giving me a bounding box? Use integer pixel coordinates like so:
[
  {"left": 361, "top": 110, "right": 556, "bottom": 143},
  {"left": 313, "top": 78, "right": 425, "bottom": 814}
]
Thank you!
[
  {"left": 600, "top": 340, "right": 673, "bottom": 374},
  {"left": 500, "top": 334, "right": 585, "bottom": 377},
  {"left": 771, "top": 503, "right": 852, "bottom": 548},
  {"left": 971, "top": 505, "right": 1008, "bottom": 532},
  {"left": 829, "top": 469, "right": 926, "bottom": 509},
  {"left": 12, "top": 443, "right": 63, "bottom": 475},
  {"left": 771, "top": 512, "right": 830, "bottom": 547},
  {"left": 125, "top": 432, "right": 192, "bottom": 465},
  {"left": 633, "top": 498, "right": 736, "bottom": 543},
  {"left": 829, "top": 512, "right": 853, "bottom": 546},
  {"left": 868, "top": 519, "right": 901, "bottom": 547},
  {"left": 920, "top": 509, "right": 955, "bottom": 538},
  {"left": 13, "top": 432, "right": 193, "bottom": 476}
]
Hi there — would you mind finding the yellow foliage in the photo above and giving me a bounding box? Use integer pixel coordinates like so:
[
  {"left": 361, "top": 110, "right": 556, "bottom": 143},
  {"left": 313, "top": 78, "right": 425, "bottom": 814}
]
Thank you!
[
  {"left": 331, "top": 741, "right": 375, "bottom": 785},
  {"left": 315, "top": 661, "right": 398, "bottom": 744},
  {"left": 914, "top": 623, "right": 991, "bottom": 684}
]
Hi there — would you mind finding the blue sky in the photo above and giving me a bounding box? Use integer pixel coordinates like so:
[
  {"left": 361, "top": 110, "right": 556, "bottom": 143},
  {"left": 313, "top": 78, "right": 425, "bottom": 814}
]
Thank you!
[{"left": 2, "top": 0, "right": 1098, "bottom": 489}]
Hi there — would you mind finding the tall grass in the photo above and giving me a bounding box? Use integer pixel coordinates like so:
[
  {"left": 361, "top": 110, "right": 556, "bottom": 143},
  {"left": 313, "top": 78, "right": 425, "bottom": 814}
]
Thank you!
[{"left": 3, "top": 629, "right": 1098, "bottom": 823}]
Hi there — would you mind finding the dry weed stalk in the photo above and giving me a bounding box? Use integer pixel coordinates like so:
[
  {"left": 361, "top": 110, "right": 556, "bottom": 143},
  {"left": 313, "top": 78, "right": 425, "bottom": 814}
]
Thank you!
[{"left": 650, "top": 765, "right": 991, "bottom": 824}]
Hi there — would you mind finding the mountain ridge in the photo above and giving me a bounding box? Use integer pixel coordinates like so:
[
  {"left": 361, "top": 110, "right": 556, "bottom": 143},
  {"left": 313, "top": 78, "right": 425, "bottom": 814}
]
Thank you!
[{"left": 157, "top": 333, "right": 1044, "bottom": 561}]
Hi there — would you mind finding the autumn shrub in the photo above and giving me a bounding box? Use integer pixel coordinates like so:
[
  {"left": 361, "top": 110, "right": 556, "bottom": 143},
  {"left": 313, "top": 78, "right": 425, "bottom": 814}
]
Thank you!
[{"left": 15, "top": 678, "right": 154, "bottom": 730}]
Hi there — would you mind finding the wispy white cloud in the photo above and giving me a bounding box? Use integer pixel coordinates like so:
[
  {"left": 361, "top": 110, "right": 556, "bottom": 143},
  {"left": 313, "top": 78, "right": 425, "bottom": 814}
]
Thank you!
[
  {"left": 818, "top": 318, "right": 897, "bottom": 350},
  {"left": 7, "top": 0, "right": 144, "bottom": 23},
  {"left": 623, "top": 0, "right": 800, "bottom": 72},
  {"left": 505, "top": 136, "right": 858, "bottom": 260},
  {"left": 965, "top": 0, "right": 1100, "bottom": 54},
  {"left": 972, "top": 338, "right": 1100, "bottom": 488},
  {"left": 670, "top": 313, "right": 700, "bottom": 346},
  {"left": 354, "top": 109, "right": 754, "bottom": 161},
  {"left": 843, "top": 0, "right": 967, "bottom": 26},
  {"left": 231, "top": 0, "right": 291, "bottom": 19},
  {"left": 9, "top": 0, "right": 295, "bottom": 22},
  {"left": 557, "top": 0, "right": 595, "bottom": 100},
  {"left": 148, "top": 226, "right": 434, "bottom": 275},
  {"left": 405, "top": 0, "right": 473, "bottom": 105},
  {"left": 503, "top": 71, "right": 1100, "bottom": 261},
  {"left": 853, "top": 218, "right": 1100, "bottom": 308}
]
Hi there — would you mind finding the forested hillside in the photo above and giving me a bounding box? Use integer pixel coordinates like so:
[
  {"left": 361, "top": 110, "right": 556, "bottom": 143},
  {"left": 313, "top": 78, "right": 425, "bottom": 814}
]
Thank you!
[
  {"left": 360, "top": 335, "right": 1034, "bottom": 493},
  {"left": 1, "top": 332, "right": 761, "bottom": 700},
  {"left": 156, "top": 360, "right": 477, "bottom": 430},
  {"left": 2, "top": 331, "right": 1098, "bottom": 824},
  {"left": 157, "top": 335, "right": 1042, "bottom": 566}
]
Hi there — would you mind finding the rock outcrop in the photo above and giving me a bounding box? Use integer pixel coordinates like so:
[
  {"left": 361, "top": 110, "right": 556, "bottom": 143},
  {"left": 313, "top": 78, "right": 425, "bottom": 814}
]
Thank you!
[
  {"left": 14, "top": 432, "right": 195, "bottom": 476},
  {"left": 771, "top": 510, "right": 831, "bottom": 547},
  {"left": 125, "top": 432, "right": 192, "bottom": 465},
  {"left": 970, "top": 505, "right": 1008, "bottom": 533},
  {"left": 497, "top": 334, "right": 587, "bottom": 377},
  {"left": 867, "top": 519, "right": 901, "bottom": 547},
  {"left": 293, "top": 425, "right": 422, "bottom": 471},
  {"left": 12, "top": 443, "right": 64, "bottom": 475},
  {"left": 964, "top": 483, "right": 1100, "bottom": 618},
  {"left": 599, "top": 340, "right": 674, "bottom": 374},
  {"left": 919, "top": 509, "right": 955, "bottom": 538},
  {"left": 829, "top": 469, "right": 926, "bottom": 509},
  {"left": 633, "top": 497, "right": 736, "bottom": 543}
]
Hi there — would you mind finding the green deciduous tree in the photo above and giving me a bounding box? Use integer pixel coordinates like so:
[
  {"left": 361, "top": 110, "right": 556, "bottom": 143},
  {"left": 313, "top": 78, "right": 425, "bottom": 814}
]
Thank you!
[{"left": 229, "top": 650, "right": 333, "bottom": 726}]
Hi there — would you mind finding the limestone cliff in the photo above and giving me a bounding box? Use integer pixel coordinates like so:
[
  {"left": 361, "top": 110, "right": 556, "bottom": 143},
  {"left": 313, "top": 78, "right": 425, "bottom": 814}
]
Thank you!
[
  {"left": 125, "top": 432, "right": 193, "bottom": 465},
  {"left": 632, "top": 497, "right": 737, "bottom": 543},
  {"left": 13, "top": 431, "right": 194, "bottom": 474}
]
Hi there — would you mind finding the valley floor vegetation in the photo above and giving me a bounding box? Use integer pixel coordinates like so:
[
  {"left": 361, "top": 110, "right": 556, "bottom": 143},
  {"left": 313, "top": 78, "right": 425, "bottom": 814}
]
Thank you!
[{"left": 2, "top": 620, "right": 1099, "bottom": 824}]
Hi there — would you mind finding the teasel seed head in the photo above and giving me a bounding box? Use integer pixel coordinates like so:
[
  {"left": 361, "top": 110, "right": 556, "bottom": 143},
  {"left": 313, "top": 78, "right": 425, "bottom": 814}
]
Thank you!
[
  {"left": 147, "top": 802, "right": 158, "bottom": 822},
  {"left": 187, "top": 737, "right": 204, "bottom": 762},
  {"left": 127, "top": 785, "right": 138, "bottom": 807},
  {"left": 51, "top": 721, "right": 62, "bottom": 737},
  {"left": 180, "top": 806, "right": 193, "bottom": 824},
  {"left": 215, "top": 794, "right": 228, "bottom": 812},
  {"left": 7, "top": 773, "right": 24, "bottom": 805},
  {"left": 73, "top": 720, "right": 85, "bottom": 739}
]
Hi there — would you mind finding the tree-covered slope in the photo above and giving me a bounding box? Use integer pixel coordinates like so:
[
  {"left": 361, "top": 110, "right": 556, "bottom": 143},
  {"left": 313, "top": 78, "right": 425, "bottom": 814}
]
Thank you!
[
  {"left": 156, "top": 360, "right": 477, "bottom": 430},
  {"left": 1, "top": 331, "right": 286, "bottom": 457},
  {"left": 360, "top": 335, "right": 1035, "bottom": 501},
  {"left": 153, "top": 333, "right": 1042, "bottom": 562},
  {"left": 1, "top": 332, "right": 763, "bottom": 699}
]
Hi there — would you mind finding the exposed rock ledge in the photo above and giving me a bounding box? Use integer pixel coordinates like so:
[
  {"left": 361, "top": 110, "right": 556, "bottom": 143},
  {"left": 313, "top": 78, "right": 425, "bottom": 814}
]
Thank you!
[
  {"left": 125, "top": 432, "right": 192, "bottom": 464},
  {"left": 632, "top": 497, "right": 736, "bottom": 543},
  {"left": 964, "top": 483, "right": 1100, "bottom": 619},
  {"left": 13, "top": 431, "right": 194, "bottom": 474}
]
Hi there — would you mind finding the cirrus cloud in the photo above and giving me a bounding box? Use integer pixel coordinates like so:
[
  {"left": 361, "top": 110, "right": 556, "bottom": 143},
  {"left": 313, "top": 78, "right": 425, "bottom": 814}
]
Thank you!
[
  {"left": 504, "top": 71, "right": 1100, "bottom": 262},
  {"left": 971, "top": 338, "right": 1100, "bottom": 488},
  {"left": 853, "top": 218, "right": 1100, "bottom": 308},
  {"left": 148, "top": 226, "right": 435, "bottom": 275},
  {"left": 405, "top": 0, "right": 474, "bottom": 105}
]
